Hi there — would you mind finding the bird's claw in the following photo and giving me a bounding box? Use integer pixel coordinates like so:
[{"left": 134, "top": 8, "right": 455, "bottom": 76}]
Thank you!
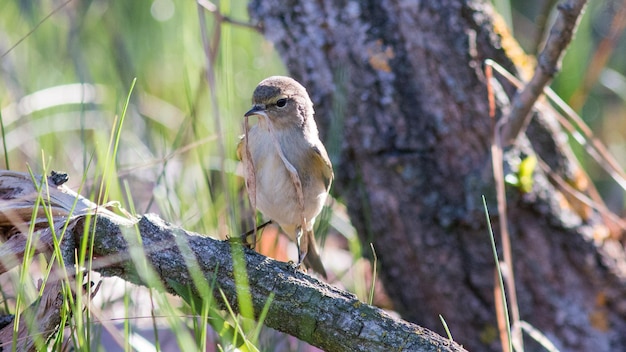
[
  {"left": 233, "top": 220, "right": 273, "bottom": 249},
  {"left": 287, "top": 260, "right": 307, "bottom": 274},
  {"left": 224, "top": 234, "right": 246, "bottom": 244}
]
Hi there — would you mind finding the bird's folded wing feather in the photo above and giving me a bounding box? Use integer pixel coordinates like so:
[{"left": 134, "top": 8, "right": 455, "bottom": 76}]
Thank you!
[{"left": 311, "top": 144, "right": 334, "bottom": 191}]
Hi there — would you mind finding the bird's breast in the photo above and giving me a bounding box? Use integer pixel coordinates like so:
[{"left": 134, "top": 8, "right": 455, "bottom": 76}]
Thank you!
[{"left": 244, "top": 126, "right": 328, "bottom": 231}]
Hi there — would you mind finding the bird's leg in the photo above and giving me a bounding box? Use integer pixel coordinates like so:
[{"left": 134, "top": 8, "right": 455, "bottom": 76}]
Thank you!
[
  {"left": 296, "top": 224, "right": 309, "bottom": 270},
  {"left": 296, "top": 226, "right": 303, "bottom": 266},
  {"left": 228, "top": 220, "right": 272, "bottom": 248}
]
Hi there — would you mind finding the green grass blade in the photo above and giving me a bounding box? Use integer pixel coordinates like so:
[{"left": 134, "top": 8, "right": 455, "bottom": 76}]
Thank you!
[{"left": 482, "top": 195, "right": 512, "bottom": 352}]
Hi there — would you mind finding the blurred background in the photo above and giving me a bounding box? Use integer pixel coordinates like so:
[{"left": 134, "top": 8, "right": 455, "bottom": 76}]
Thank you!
[{"left": 0, "top": 0, "right": 625, "bottom": 350}]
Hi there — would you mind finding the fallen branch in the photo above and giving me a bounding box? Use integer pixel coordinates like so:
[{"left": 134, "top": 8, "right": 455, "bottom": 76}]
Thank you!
[
  {"left": 0, "top": 171, "right": 466, "bottom": 351},
  {"left": 0, "top": 279, "right": 65, "bottom": 351}
]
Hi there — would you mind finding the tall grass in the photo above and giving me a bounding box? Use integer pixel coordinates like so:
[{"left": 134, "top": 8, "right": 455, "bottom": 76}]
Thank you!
[{"left": 0, "top": 1, "right": 289, "bottom": 350}]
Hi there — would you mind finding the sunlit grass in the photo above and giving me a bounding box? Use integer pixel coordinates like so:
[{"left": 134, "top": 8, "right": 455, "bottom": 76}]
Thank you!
[{"left": 0, "top": 1, "right": 292, "bottom": 350}]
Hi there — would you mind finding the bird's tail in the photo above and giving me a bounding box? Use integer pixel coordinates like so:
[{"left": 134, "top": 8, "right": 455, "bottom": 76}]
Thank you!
[{"left": 303, "top": 229, "right": 327, "bottom": 279}]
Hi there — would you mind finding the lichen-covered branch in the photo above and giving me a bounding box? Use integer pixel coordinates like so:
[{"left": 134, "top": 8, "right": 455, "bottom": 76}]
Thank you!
[
  {"left": 80, "top": 213, "right": 465, "bottom": 352},
  {"left": 0, "top": 171, "right": 81, "bottom": 351}
]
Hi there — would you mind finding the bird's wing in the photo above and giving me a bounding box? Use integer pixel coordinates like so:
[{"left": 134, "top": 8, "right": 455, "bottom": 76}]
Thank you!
[
  {"left": 236, "top": 136, "right": 244, "bottom": 161},
  {"left": 311, "top": 144, "right": 334, "bottom": 191}
]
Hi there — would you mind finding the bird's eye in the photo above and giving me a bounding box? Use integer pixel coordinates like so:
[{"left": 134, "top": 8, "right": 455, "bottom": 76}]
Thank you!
[{"left": 276, "top": 98, "right": 287, "bottom": 108}]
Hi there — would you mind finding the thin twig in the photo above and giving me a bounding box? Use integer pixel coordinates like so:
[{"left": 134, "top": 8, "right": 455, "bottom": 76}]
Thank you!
[
  {"left": 117, "top": 135, "right": 217, "bottom": 177},
  {"left": 486, "top": 61, "right": 521, "bottom": 351},
  {"left": 197, "top": 2, "right": 239, "bottom": 233},
  {"left": 487, "top": 59, "right": 626, "bottom": 193},
  {"left": 197, "top": 0, "right": 262, "bottom": 32},
  {"left": 535, "top": 156, "right": 626, "bottom": 233},
  {"left": 492, "top": 117, "right": 522, "bottom": 350},
  {"left": 501, "top": 0, "right": 588, "bottom": 145},
  {"left": 531, "top": 0, "right": 560, "bottom": 55},
  {"left": 1, "top": 0, "right": 75, "bottom": 58}
]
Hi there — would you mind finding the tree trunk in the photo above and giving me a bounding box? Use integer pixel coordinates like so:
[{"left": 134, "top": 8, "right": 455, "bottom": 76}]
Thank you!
[{"left": 247, "top": 1, "right": 626, "bottom": 351}]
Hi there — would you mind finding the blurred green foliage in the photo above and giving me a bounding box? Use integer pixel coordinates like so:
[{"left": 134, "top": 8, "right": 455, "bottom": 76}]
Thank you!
[
  {"left": 1, "top": 2, "right": 288, "bottom": 349},
  {"left": 3, "top": 0, "right": 625, "bottom": 222},
  {"left": 1, "top": 0, "right": 285, "bottom": 233}
]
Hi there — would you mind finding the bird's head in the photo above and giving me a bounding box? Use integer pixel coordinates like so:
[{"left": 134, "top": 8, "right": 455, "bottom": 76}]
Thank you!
[{"left": 244, "top": 76, "right": 315, "bottom": 130}]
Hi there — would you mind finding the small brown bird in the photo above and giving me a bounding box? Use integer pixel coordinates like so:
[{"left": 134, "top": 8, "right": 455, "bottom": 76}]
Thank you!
[{"left": 237, "top": 76, "right": 333, "bottom": 278}]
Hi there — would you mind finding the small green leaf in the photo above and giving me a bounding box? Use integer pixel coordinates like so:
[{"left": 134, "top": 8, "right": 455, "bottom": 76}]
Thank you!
[{"left": 518, "top": 155, "right": 537, "bottom": 193}]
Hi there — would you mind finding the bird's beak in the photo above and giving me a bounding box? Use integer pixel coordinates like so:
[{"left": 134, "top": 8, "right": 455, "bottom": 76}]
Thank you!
[{"left": 244, "top": 104, "right": 268, "bottom": 118}]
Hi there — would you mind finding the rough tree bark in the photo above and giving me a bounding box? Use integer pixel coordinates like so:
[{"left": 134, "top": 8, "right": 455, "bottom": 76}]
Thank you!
[{"left": 247, "top": 1, "right": 626, "bottom": 351}]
